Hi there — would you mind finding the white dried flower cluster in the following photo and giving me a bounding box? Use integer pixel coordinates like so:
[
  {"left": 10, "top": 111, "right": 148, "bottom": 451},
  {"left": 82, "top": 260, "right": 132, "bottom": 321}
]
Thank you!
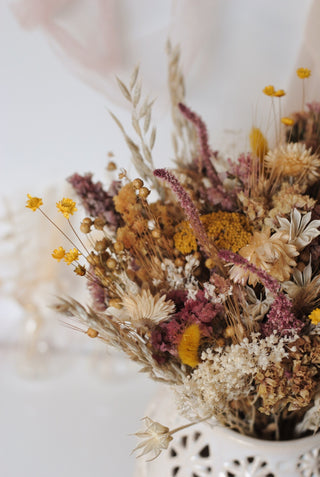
[
  {"left": 203, "top": 281, "right": 233, "bottom": 304},
  {"left": 175, "top": 334, "right": 295, "bottom": 421},
  {"left": 160, "top": 256, "right": 200, "bottom": 293}
]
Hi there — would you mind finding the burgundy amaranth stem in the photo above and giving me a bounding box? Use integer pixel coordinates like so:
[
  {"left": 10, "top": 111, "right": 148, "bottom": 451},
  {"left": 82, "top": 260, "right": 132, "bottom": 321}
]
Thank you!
[
  {"left": 218, "top": 249, "right": 280, "bottom": 295},
  {"left": 154, "top": 168, "right": 216, "bottom": 258},
  {"left": 178, "top": 103, "right": 221, "bottom": 187}
]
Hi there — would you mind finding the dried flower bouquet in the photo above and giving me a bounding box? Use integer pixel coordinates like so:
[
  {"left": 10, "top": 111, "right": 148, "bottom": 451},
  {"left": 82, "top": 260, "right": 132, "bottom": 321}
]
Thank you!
[{"left": 27, "top": 48, "right": 320, "bottom": 459}]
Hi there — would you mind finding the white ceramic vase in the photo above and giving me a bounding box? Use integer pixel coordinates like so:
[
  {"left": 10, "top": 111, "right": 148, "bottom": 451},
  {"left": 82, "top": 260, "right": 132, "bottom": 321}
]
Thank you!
[{"left": 135, "top": 388, "right": 320, "bottom": 477}]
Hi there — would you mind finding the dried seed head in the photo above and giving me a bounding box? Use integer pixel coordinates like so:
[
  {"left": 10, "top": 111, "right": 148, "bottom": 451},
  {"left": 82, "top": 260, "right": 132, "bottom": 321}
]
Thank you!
[
  {"left": 87, "top": 252, "right": 100, "bottom": 266},
  {"left": 82, "top": 217, "right": 93, "bottom": 225},
  {"left": 74, "top": 265, "right": 86, "bottom": 276},
  {"left": 132, "top": 178, "right": 144, "bottom": 190},
  {"left": 114, "top": 241, "right": 124, "bottom": 253},
  {"left": 205, "top": 258, "right": 215, "bottom": 269},
  {"left": 94, "top": 238, "right": 108, "bottom": 252},
  {"left": 151, "top": 229, "right": 161, "bottom": 239},
  {"left": 80, "top": 222, "right": 91, "bottom": 234},
  {"left": 107, "top": 160, "right": 117, "bottom": 171},
  {"left": 87, "top": 328, "right": 99, "bottom": 338},
  {"left": 175, "top": 257, "right": 185, "bottom": 267},
  {"left": 106, "top": 258, "right": 117, "bottom": 270},
  {"left": 94, "top": 217, "right": 106, "bottom": 230},
  {"left": 138, "top": 187, "right": 150, "bottom": 199}
]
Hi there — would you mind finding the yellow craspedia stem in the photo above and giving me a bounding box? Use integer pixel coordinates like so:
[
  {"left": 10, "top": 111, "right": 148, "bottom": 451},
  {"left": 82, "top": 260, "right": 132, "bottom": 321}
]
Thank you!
[
  {"left": 297, "top": 67, "right": 311, "bottom": 79},
  {"left": 262, "top": 85, "right": 275, "bottom": 96},
  {"left": 281, "top": 117, "right": 295, "bottom": 126},
  {"left": 52, "top": 246, "right": 66, "bottom": 261},
  {"left": 178, "top": 324, "right": 201, "bottom": 368},
  {"left": 26, "top": 194, "right": 43, "bottom": 211},
  {"left": 249, "top": 127, "right": 268, "bottom": 160},
  {"left": 64, "top": 248, "right": 80, "bottom": 265},
  {"left": 56, "top": 198, "right": 77, "bottom": 219},
  {"left": 309, "top": 308, "right": 320, "bottom": 325}
]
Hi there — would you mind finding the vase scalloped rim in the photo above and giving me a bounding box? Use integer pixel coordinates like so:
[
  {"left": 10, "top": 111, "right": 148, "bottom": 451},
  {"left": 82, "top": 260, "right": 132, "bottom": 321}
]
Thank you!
[{"left": 206, "top": 421, "right": 320, "bottom": 452}]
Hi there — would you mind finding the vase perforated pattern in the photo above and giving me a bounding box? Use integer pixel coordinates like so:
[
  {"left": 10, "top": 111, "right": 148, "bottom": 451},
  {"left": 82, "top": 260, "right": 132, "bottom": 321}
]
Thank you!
[{"left": 157, "top": 429, "right": 320, "bottom": 477}]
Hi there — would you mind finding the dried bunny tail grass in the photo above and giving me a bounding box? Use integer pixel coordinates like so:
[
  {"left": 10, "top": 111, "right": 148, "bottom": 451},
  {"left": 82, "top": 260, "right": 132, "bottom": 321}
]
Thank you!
[
  {"left": 166, "top": 41, "right": 197, "bottom": 165},
  {"left": 111, "top": 67, "right": 163, "bottom": 196},
  {"left": 53, "top": 297, "right": 184, "bottom": 385}
]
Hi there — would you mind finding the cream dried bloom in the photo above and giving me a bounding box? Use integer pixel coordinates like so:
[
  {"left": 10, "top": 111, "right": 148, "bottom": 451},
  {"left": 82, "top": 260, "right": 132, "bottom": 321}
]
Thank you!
[
  {"left": 264, "top": 143, "right": 320, "bottom": 185},
  {"left": 133, "top": 417, "right": 173, "bottom": 461},
  {"left": 277, "top": 209, "right": 320, "bottom": 250},
  {"left": 229, "top": 229, "right": 298, "bottom": 285},
  {"left": 108, "top": 289, "right": 175, "bottom": 325}
]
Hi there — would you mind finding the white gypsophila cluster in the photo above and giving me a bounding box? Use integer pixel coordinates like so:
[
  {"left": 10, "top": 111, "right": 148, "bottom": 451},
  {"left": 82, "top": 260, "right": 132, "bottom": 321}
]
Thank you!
[
  {"left": 296, "top": 393, "right": 320, "bottom": 435},
  {"left": 203, "top": 281, "right": 233, "bottom": 304},
  {"left": 160, "top": 256, "right": 200, "bottom": 295},
  {"left": 277, "top": 209, "right": 320, "bottom": 250},
  {"left": 175, "top": 333, "right": 295, "bottom": 420}
]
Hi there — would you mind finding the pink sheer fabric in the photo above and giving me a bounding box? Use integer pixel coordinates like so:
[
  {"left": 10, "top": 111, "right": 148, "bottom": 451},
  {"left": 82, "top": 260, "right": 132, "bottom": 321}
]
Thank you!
[{"left": 10, "top": 0, "right": 218, "bottom": 110}]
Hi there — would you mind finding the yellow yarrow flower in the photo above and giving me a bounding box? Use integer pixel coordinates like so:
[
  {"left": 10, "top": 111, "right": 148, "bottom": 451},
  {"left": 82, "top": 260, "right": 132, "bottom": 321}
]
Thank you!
[
  {"left": 297, "top": 67, "right": 311, "bottom": 79},
  {"left": 52, "top": 246, "right": 66, "bottom": 262},
  {"left": 262, "top": 85, "right": 275, "bottom": 96},
  {"left": 281, "top": 117, "right": 295, "bottom": 126},
  {"left": 178, "top": 324, "right": 201, "bottom": 368},
  {"left": 309, "top": 308, "right": 320, "bottom": 325},
  {"left": 274, "top": 89, "right": 286, "bottom": 97},
  {"left": 249, "top": 127, "right": 268, "bottom": 160},
  {"left": 64, "top": 248, "right": 80, "bottom": 265},
  {"left": 26, "top": 194, "right": 43, "bottom": 211},
  {"left": 56, "top": 198, "right": 77, "bottom": 219}
]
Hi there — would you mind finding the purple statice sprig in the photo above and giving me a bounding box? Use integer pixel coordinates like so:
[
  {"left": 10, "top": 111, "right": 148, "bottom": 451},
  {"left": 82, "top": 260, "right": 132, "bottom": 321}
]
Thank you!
[
  {"left": 68, "top": 173, "right": 122, "bottom": 230},
  {"left": 154, "top": 168, "right": 216, "bottom": 258},
  {"left": 219, "top": 249, "right": 304, "bottom": 336}
]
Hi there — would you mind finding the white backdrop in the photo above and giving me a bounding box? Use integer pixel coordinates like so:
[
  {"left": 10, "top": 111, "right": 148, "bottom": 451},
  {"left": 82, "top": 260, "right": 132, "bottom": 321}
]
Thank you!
[{"left": 0, "top": 1, "right": 315, "bottom": 476}]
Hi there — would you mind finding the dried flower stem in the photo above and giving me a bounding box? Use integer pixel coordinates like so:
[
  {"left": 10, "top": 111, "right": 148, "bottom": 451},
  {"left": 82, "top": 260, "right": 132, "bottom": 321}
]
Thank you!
[{"left": 178, "top": 103, "right": 221, "bottom": 187}]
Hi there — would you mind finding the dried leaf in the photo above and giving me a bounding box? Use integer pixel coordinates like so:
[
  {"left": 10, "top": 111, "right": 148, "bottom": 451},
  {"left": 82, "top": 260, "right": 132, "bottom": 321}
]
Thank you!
[
  {"left": 132, "top": 115, "right": 142, "bottom": 136},
  {"left": 133, "top": 81, "right": 142, "bottom": 108},
  {"left": 129, "top": 64, "right": 140, "bottom": 91},
  {"left": 149, "top": 127, "right": 156, "bottom": 150},
  {"left": 116, "top": 76, "right": 132, "bottom": 102},
  {"left": 109, "top": 111, "right": 126, "bottom": 135},
  {"left": 142, "top": 144, "right": 152, "bottom": 165},
  {"left": 139, "top": 97, "right": 149, "bottom": 119},
  {"left": 144, "top": 107, "right": 152, "bottom": 133}
]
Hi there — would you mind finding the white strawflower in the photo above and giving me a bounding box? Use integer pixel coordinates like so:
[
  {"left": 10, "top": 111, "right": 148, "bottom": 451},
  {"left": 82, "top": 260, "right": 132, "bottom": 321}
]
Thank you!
[{"left": 108, "top": 289, "right": 175, "bottom": 325}]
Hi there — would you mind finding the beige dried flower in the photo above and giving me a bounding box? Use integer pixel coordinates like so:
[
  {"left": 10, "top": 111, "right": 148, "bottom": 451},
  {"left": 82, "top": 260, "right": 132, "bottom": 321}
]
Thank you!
[
  {"left": 277, "top": 209, "right": 320, "bottom": 250},
  {"left": 133, "top": 417, "right": 173, "bottom": 461},
  {"left": 264, "top": 143, "right": 320, "bottom": 185},
  {"left": 230, "top": 229, "right": 298, "bottom": 285},
  {"left": 108, "top": 289, "right": 175, "bottom": 325}
]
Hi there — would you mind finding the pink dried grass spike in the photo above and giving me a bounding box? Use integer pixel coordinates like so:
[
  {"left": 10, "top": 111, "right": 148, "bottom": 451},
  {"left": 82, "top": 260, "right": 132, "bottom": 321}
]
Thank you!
[
  {"left": 219, "top": 249, "right": 304, "bottom": 336},
  {"left": 154, "top": 168, "right": 216, "bottom": 259},
  {"left": 178, "top": 103, "right": 221, "bottom": 187}
]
